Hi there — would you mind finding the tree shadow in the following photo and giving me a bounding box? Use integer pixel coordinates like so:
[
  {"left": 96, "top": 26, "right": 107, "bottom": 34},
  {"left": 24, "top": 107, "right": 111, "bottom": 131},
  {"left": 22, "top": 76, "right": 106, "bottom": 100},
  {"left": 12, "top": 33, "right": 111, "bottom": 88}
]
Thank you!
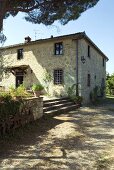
[
  {"left": 0, "top": 101, "right": 114, "bottom": 169},
  {"left": 0, "top": 115, "right": 64, "bottom": 154}
]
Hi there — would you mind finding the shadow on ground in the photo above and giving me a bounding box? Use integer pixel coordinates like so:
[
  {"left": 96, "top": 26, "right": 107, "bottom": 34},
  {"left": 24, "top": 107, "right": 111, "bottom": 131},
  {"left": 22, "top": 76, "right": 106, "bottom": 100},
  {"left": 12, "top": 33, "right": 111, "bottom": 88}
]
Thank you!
[{"left": 0, "top": 98, "right": 114, "bottom": 169}]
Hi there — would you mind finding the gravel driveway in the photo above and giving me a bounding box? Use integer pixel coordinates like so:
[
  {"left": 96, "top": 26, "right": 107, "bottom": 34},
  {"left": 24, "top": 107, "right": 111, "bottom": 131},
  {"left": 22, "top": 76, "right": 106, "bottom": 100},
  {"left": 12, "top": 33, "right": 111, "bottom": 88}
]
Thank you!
[{"left": 0, "top": 101, "right": 114, "bottom": 169}]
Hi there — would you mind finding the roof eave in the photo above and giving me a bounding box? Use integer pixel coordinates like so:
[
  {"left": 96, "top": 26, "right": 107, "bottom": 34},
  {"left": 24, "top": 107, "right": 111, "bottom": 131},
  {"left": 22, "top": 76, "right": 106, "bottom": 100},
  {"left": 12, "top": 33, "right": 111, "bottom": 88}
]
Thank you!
[{"left": 73, "top": 32, "right": 108, "bottom": 61}]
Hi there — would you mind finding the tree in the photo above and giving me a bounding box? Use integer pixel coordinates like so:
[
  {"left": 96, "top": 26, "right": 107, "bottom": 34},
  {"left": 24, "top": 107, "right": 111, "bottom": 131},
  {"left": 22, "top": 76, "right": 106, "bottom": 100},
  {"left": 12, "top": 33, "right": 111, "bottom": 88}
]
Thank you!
[
  {"left": 106, "top": 73, "right": 114, "bottom": 95},
  {"left": 0, "top": 50, "right": 6, "bottom": 83},
  {"left": 0, "top": 0, "right": 99, "bottom": 43}
]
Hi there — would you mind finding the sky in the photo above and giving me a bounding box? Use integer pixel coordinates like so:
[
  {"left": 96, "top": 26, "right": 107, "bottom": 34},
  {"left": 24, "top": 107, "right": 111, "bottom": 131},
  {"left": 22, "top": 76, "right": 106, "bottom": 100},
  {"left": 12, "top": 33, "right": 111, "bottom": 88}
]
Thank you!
[{"left": 2, "top": 0, "right": 114, "bottom": 74}]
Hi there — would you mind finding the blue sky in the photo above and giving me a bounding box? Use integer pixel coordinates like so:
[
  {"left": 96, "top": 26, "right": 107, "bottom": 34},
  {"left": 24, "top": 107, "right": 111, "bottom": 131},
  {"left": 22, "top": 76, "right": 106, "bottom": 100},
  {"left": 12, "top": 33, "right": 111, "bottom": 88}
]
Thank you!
[{"left": 2, "top": 0, "right": 114, "bottom": 74}]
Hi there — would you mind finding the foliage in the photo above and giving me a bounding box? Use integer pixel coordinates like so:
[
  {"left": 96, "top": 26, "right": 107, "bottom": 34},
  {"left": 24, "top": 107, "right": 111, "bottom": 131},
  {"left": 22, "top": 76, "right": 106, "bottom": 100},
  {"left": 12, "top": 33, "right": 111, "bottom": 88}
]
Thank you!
[
  {"left": 0, "top": 50, "right": 9, "bottom": 78},
  {"left": 67, "top": 84, "right": 76, "bottom": 97},
  {"left": 9, "top": 84, "right": 31, "bottom": 98},
  {"left": 43, "top": 72, "right": 52, "bottom": 83},
  {"left": 0, "top": 85, "right": 31, "bottom": 120},
  {"left": 106, "top": 73, "right": 114, "bottom": 95},
  {"left": 70, "top": 95, "right": 83, "bottom": 104},
  {"left": 43, "top": 71, "right": 52, "bottom": 94},
  {"left": 0, "top": 92, "right": 12, "bottom": 102},
  {"left": 90, "top": 85, "right": 104, "bottom": 104},
  {"left": 67, "top": 84, "right": 83, "bottom": 104},
  {"left": 0, "top": 85, "right": 34, "bottom": 120},
  {"left": 32, "top": 84, "right": 44, "bottom": 91},
  {"left": 0, "top": 0, "right": 99, "bottom": 43},
  {"left": 0, "top": 94, "right": 23, "bottom": 120}
]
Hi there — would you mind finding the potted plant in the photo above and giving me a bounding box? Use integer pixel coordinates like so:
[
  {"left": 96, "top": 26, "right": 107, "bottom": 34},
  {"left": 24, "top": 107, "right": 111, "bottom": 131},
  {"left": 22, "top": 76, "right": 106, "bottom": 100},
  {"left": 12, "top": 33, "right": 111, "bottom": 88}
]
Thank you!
[{"left": 32, "top": 84, "right": 44, "bottom": 97}]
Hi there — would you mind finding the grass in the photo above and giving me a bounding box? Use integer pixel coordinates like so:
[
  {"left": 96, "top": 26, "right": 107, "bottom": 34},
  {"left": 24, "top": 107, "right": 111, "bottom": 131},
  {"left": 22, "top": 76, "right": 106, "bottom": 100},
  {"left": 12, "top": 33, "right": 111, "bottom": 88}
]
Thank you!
[
  {"left": 94, "top": 95, "right": 114, "bottom": 106},
  {"left": 105, "top": 95, "right": 114, "bottom": 104}
]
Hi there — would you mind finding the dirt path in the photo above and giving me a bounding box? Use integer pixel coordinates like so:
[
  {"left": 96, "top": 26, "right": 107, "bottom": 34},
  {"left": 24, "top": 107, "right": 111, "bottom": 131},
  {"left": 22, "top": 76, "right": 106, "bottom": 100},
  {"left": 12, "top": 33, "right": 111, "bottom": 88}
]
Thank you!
[{"left": 0, "top": 102, "right": 114, "bottom": 169}]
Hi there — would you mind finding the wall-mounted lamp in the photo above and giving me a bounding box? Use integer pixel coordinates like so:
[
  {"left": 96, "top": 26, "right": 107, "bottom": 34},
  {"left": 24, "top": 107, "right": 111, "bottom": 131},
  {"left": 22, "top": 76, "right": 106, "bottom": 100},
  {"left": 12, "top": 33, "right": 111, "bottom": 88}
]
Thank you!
[{"left": 81, "top": 56, "right": 86, "bottom": 64}]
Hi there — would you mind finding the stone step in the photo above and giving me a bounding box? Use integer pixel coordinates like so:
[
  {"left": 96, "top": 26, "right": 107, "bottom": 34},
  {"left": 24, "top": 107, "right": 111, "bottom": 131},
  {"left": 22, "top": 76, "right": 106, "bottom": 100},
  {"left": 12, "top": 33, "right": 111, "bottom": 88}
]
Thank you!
[
  {"left": 43, "top": 97, "right": 69, "bottom": 104},
  {"left": 43, "top": 98, "right": 71, "bottom": 107},
  {"left": 43, "top": 99, "right": 73, "bottom": 107},
  {"left": 43, "top": 101, "right": 74, "bottom": 112},
  {"left": 44, "top": 104, "right": 80, "bottom": 116},
  {"left": 43, "top": 97, "right": 80, "bottom": 116}
]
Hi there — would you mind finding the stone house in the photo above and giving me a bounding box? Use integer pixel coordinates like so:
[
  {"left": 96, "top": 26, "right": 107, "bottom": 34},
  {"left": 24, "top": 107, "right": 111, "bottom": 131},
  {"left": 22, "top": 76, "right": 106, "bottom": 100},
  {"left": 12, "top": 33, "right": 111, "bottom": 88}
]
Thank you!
[{"left": 0, "top": 32, "right": 108, "bottom": 103}]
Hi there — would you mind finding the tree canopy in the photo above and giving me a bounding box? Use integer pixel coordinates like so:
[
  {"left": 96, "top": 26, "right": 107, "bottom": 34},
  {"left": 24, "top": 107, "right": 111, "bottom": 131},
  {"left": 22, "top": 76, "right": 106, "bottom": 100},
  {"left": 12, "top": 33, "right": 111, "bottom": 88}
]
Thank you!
[
  {"left": 106, "top": 73, "right": 114, "bottom": 95},
  {"left": 0, "top": 0, "right": 99, "bottom": 43}
]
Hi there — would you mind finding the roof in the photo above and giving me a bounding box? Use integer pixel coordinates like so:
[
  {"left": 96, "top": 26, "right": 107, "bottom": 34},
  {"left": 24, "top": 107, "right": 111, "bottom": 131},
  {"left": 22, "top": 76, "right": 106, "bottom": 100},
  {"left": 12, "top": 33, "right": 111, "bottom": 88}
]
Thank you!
[{"left": 0, "top": 32, "right": 108, "bottom": 60}]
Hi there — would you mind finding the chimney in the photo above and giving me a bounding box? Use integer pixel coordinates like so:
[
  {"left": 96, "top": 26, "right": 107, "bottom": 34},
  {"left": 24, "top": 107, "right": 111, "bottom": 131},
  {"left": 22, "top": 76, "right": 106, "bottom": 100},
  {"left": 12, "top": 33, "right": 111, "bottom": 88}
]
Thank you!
[{"left": 25, "top": 36, "right": 31, "bottom": 43}]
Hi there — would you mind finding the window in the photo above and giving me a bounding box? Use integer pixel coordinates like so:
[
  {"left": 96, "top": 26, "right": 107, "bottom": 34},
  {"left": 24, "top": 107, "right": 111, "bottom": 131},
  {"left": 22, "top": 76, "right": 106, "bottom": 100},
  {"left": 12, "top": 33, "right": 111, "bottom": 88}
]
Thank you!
[
  {"left": 87, "top": 74, "right": 91, "bottom": 87},
  {"left": 88, "top": 45, "right": 90, "bottom": 57},
  {"left": 17, "top": 49, "right": 23, "bottom": 60},
  {"left": 103, "top": 58, "right": 105, "bottom": 67},
  {"left": 55, "top": 42, "right": 63, "bottom": 55},
  {"left": 54, "top": 69, "right": 63, "bottom": 84}
]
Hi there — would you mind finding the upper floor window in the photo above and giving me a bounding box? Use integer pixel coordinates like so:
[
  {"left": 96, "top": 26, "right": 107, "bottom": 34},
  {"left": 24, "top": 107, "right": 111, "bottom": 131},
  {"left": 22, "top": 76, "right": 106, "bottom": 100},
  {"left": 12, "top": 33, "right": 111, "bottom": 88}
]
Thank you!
[
  {"left": 87, "top": 74, "right": 91, "bottom": 87},
  {"left": 88, "top": 45, "right": 90, "bottom": 58},
  {"left": 17, "top": 49, "right": 23, "bottom": 60},
  {"left": 103, "top": 58, "right": 105, "bottom": 67},
  {"left": 55, "top": 42, "right": 63, "bottom": 55},
  {"left": 54, "top": 69, "right": 63, "bottom": 85}
]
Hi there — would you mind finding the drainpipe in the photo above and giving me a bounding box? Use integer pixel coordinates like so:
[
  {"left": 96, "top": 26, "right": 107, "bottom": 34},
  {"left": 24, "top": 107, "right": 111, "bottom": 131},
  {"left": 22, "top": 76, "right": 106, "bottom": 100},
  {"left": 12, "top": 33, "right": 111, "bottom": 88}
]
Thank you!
[{"left": 76, "top": 40, "right": 79, "bottom": 96}]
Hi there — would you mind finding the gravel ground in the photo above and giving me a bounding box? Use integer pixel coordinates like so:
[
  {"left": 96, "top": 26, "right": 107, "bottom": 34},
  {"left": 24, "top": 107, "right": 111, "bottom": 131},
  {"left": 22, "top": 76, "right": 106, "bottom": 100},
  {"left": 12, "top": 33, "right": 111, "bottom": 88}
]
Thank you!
[{"left": 0, "top": 101, "right": 114, "bottom": 170}]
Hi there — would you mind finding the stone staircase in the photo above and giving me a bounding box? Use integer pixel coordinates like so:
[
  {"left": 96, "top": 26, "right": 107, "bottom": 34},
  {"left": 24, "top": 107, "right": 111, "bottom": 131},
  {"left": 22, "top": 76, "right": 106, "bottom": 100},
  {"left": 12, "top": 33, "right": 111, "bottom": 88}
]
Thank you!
[{"left": 43, "top": 97, "right": 80, "bottom": 116}]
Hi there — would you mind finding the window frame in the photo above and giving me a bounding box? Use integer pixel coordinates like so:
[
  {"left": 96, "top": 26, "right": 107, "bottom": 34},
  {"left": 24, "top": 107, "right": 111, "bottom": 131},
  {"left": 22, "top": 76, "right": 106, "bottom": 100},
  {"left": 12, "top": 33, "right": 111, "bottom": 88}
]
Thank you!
[
  {"left": 87, "top": 74, "right": 91, "bottom": 87},
  {"left": 53, "top": 69, "right": 64, "bottom": 85},
  {"left": 88, "top": 45, "right": 90, "bottom": 58},
  {"left": 17, "top": 48, "right": 23, "bottom": 60},
  {"left": 54, "top": 42, "right": 63, "bottom": 55}
]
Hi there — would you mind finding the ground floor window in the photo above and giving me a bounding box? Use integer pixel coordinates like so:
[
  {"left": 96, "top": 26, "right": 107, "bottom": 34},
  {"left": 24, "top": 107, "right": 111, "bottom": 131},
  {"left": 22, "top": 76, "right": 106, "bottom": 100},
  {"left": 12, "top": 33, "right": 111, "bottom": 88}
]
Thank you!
[{"left": 54, "top": 69, "right": 63, "bottom": 85}]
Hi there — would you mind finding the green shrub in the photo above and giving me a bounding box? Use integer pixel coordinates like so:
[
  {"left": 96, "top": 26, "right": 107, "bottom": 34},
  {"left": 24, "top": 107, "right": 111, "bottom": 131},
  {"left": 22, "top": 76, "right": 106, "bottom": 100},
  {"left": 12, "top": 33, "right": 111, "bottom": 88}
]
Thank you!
[
  {"left": 0, "top": 99, "right": 23, "bottom": 119},
  {"left": 32, "top": 84, "right": 44, "bottom": 91},
  {"left": 9, "top": 85, "right": 30, "bottom": 98},
  {"left": 0, "top": 92, "right": 12, "bottom": 101},
  {"left": 67, "top": 84, "right": 76, "bottom": 97},
  {"left": 0, "top": 85, "right": 31, "bottom": 120},
  {"left": 90, "top": 86, "right": 103, "bottom": 104},
  {"left": 67, "top": 84, "right": 83, "bottom": 104},
  {"left": 71, "top": 95, "right": 83, "bottom": 104}
]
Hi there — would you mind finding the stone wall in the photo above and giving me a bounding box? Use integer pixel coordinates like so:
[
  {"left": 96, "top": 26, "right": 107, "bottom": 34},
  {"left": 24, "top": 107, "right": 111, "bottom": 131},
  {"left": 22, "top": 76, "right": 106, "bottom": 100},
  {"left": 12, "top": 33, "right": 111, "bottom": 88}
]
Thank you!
[
  {"left": 23, "top": 97, "right": 43, "bottom": 120},
  {"left": 78, "top": 39, "right": 106, "bottom": 103},
  {"left": 0, "top": 97, "right": 43, "bottom": 135}
]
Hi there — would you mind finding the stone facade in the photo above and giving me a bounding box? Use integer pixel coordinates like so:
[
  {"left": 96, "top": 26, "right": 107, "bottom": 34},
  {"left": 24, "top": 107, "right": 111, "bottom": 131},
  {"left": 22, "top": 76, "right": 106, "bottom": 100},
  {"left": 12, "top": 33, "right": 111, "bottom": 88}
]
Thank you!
[
  {"left": 23, "top": 97, "right": 43, "bottom": 120},
  {"left": 78, "top": 39, "right": 107, "bottom": 102},
  {"left": 0, "top": 32, "right": 108, "bottom": 103}
]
